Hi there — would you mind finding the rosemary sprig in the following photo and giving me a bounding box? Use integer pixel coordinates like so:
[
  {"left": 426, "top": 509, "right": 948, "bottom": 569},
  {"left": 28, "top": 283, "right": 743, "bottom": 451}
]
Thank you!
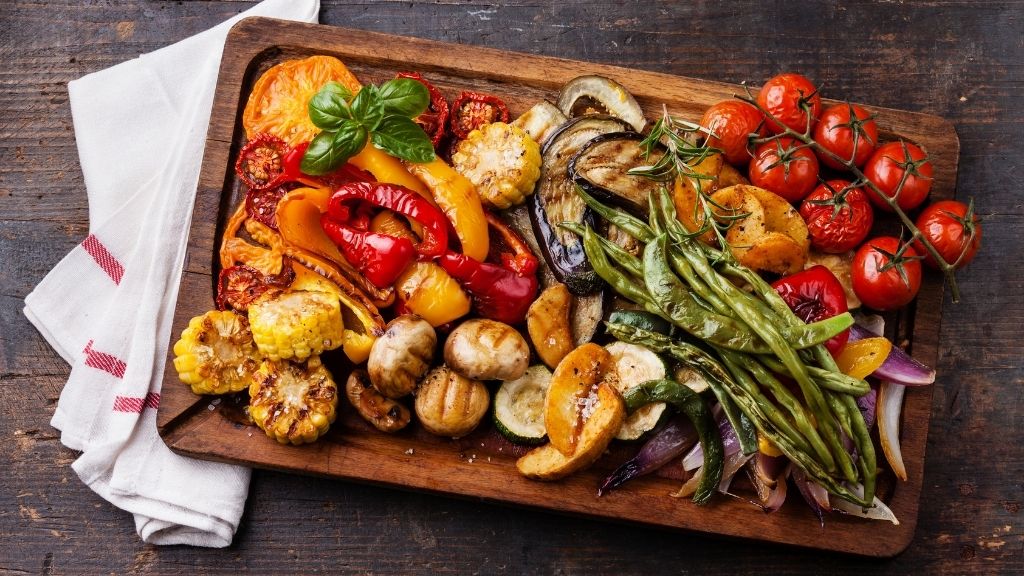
[{"left": 627, "top": 106, "right": 744, "bottom": 252}]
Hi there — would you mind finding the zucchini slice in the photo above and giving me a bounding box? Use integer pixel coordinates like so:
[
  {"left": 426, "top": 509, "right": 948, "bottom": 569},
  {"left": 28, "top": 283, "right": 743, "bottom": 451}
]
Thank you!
[
  {"left": 494, "top": 365, "right": 552, "bottom": 445},
  {"left": 606, "top": 341, "right": 669, "bottom": 440},
  {"left": 674, "top": 365, "right": 710, "bottom": 394}
]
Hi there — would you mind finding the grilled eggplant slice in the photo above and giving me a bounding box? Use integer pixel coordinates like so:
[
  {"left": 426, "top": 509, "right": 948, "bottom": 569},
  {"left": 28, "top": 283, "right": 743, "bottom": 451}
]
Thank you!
[
  {"left": 512, "top": 100, "right": 568, "bottom": 147},
  {"left": 569, "top": 132, "right": 665, "bottom": 217},
  {"left": 530, "top": 115, "right": 633, "bottom": 295},
  {"left": 556, "top": 75, "right": 647, "bottom": 132}
]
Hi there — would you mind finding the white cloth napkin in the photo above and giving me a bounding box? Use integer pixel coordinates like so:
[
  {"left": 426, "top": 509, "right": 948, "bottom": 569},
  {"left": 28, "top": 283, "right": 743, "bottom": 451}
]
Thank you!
[{"left": 24, "top": 0, "right": 320, "bottom": 547}]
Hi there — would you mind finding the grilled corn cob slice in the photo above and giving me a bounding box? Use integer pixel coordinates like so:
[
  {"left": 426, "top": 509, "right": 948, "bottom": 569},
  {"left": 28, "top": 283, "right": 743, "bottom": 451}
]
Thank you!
[
  {"left": 249, "top": 356, "right": 339, "bottom": 444},
  {"left": 451, "top": 122, "right": 541, "bottom": 210},
  {"left": 248, "top": 290, "right": 344, "bottom": 362},
  {"left": 173, "top": 310, "right": 261, "bottom": 395}
]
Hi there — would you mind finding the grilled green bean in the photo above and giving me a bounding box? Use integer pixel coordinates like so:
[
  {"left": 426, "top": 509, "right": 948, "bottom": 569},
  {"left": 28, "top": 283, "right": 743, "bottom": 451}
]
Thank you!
[
  {"left": 719, "top": 349, "right": 837, "bottom": 470},
  {"left": 645, "top": 234, "right": 771, "bottom": 352},
  {"left": 622, "top": 379, "right": 723, "bottom": 505},
  {"left": 757, "top": 356, "right": 871, "bottom": 396}
]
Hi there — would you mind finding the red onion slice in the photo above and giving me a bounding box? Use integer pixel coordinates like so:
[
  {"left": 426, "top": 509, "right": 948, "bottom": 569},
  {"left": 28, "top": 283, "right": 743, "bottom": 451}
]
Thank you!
[
  {"left": 598, "top": 417, "right": 696, "bottom": 496},
  {"left": 878, "top": 381, "right": 908, "bottom": 481},
  {"left": 848, "top": 323, "right": 935, "bottom": 386}
]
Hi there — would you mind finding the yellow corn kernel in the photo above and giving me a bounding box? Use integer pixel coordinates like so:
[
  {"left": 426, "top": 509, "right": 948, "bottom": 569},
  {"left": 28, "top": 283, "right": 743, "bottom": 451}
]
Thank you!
[
  {"left": 172, "top": 310, "right": 261, "bottom": 395},
  {"left": 248, "top": 290, "right": 344, "bottom": 362},
  {"left": 451, "top": 122, "right": 542, "bottom": 210},
  {"left": 249, "top": 356, "right": 338, "bottom": 445}
]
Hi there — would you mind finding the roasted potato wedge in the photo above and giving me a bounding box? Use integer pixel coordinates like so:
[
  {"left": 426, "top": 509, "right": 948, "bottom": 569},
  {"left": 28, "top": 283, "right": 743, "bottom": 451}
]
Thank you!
[
  {"left": 717, "top": 162, "right": 750, "bottom": 188},
  {"left": 517, "top": 382, "right": 625, "bottom": 481},
  {"left": 712, "top": 184, "right": 810, "bottom": 275},
  {"left": 544, "top": 343, "right": 612, "bottom": 457},
  {"left": 527, "top": 284, "right": 575, "bottom": 370}
]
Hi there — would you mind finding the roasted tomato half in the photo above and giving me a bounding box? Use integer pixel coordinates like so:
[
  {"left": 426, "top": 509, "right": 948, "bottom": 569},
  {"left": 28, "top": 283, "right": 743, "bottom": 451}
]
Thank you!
[
  {"left": 757, "top": 73, "right": 822, "bottom": 134},
  {"left": 700, "top": 100, "right": 766, "bottom": 166},
  {"left": 242, "top": 55, "right": 362, "bottom": 146},
  {"left": 799, "top": 179, "right": 875, "bottom": 253},
  {"left": 449, "top": 91, "right": 510, "bottom": 139}
]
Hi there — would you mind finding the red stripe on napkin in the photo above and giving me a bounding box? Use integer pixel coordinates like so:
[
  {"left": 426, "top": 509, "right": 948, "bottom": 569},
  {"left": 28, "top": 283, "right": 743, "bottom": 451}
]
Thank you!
[
  {"left": 113, "top": 392, "right": 161, "bottom": 413},
  {"left": 82, "top": 234, "right": 125, "bottom": 285},
  {"left": 83, "top": 339, "right": 127, "bottom": 379}
]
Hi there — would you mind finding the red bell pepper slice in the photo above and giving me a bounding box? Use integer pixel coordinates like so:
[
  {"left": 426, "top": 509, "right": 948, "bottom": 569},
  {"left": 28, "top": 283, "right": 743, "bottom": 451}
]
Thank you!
[
  {"left": 321, "top": 216, "right": 416, "bottom": 288},
  {"left": 485, "top": 211, "right": 539, "bottom": 277},
  {"left": 437, "top": 212, "right": 539, "bottom": 324},
  {"left": 327, "top": 182, "right": 448, "bottom": 260},
  {"left": 772, "top": 265, "right": 851, "bottom": 356},
  {"left": 438, "top": 252, "right": 537, "bottom": 325}
]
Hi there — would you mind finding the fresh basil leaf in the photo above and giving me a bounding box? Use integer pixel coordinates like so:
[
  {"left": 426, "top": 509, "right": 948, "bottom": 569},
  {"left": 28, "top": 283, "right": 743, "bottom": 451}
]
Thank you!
[
  {"left": 300, "top": 121, "right": 368, "bottom": 175},
  {"left": 377, "top": 78, "right": 430, "bottom": 118},
  {"left": 301, "top": 130, "right": 340, "bottom": 175},
  {"left": 323, "top": 80, "right": 354, "bottom": 102},
  {"left": 371, "top": 115, "right": 435, "bottom": 163},
  {"left": 349, "top": 85, "right": 384, "bottom": 130},
  {"left": 308, "top": 82, "right": 353, "bottom": 131}
]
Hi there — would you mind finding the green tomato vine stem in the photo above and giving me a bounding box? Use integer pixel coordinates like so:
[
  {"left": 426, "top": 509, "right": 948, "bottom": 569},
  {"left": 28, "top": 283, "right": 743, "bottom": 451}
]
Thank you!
[{"left": 737, "top": 90, "right": 964, "bottom": 303}]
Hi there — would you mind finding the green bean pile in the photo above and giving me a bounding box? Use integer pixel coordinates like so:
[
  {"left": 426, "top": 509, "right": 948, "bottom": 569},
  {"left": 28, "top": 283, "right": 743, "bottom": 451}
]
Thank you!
[{"left": 563, "top": 186, "right": 877, "bottom": 507}]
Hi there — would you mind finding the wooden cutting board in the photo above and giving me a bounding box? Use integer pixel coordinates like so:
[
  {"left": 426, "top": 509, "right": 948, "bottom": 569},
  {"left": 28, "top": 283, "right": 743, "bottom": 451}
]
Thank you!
[{"left": 158, "top": 17, "right": 956, "bottom": 557}]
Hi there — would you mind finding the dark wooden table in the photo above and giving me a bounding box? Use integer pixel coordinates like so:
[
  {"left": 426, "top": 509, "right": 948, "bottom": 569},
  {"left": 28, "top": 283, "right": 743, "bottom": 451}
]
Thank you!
[{"left": 1, "top": 1, "right": 1021, "bottom": 573}]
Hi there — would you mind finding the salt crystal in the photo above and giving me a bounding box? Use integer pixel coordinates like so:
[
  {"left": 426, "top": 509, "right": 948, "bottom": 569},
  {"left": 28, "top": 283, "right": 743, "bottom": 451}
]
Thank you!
[{"left": 405, "top": 448, "right": 414, "bottom": 455}]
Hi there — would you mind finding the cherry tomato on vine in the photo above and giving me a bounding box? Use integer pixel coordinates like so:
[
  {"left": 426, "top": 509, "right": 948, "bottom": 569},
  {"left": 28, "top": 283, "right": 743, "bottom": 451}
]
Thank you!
[
  {"left": 757, "top": 73, "right": 822, "bottom": 135},
  {"left": 748, "top": 137, "right": 820, "bottom": 202},
  {"left": 863, "top": 141, "right": 933, "bottom": 212},
  {"left": 813, "top": 103, "right": 879, "bottom": 170},
  {"left": 799, "top": 179, "right": 875, "bottom": 253},
  {"left": 914, "top": 199, "right": 982, "bottom": 268},
  {"left": 700, "top": 100, "right": 766, "bottom": 166},
  {"left": 772, "top": 265, "right": 850, "bottom": 356},
  {"left": 851, "top": 236, "right": 922, "bottom": 311}
]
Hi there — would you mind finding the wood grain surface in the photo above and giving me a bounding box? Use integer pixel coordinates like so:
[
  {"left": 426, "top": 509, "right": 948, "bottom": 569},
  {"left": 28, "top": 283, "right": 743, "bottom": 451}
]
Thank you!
[{"left": 1, "top": 1, "right": 1021, "bottom": 574}]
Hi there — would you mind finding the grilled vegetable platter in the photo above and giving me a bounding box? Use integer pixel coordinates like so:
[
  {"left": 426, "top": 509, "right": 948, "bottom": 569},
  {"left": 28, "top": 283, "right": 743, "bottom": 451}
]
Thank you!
[{"left": 169, "top": 39, "right": 975, "bottom": 537}]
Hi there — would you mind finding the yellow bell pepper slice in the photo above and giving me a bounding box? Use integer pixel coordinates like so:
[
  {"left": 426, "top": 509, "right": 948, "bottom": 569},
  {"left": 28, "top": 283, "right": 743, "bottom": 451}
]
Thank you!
[
  {"left": 406, "top": 157, "right": 489, "bottom": 262},
  {"left": 370, "top": 211, "right": 471, "bottom": 327},
  {"left": 349, "top": 145, "right": 432, "bottom": 201},
  {"left": 835, "top": 337, "right": 892, "bottom": 380}
]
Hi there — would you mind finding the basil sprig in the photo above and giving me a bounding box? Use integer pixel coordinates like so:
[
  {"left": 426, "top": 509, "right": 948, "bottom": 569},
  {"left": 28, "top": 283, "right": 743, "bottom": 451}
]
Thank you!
[{"left": 301, "top": 78, "right": 435, "bottom": 175}]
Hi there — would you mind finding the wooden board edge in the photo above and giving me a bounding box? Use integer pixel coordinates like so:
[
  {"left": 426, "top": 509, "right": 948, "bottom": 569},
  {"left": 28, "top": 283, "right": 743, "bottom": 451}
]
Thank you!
[
  {"left": 154, "top": 17, "right": 960, "bottom": 556},
  {"left": 161, "top": 410, "right": 916, "bottom": 557}
]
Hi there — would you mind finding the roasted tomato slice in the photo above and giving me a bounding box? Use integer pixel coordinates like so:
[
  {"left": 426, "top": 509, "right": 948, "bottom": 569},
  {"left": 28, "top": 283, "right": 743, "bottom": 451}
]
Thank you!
[
  {"left": 772, "top": 265, "right": 850, "bottom": 356},
  {"left": 242, "top": 55, "right": 362, "bottom": 146},
  {"left": 236, "top": 133, "right": 291, "bottom": 191},
  {"left": 397, "top": 72, "right": 450, "bottom": 147},
  {"left": 245, "top": 184, "right": 292, "bottom": 230},
  {"left": 449, "top": 91, "right": 510, "bottom": 139},
  {"left": 216, "top": 264, "right": 294, "bottom": 312}
]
